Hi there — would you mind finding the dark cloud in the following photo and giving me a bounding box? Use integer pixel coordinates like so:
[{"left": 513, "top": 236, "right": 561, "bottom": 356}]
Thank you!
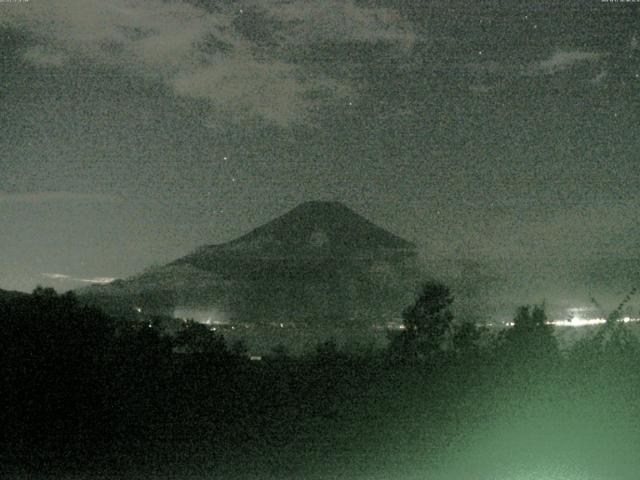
[{"left": 0, "top": 0, "right": 418, "bottom": 125}]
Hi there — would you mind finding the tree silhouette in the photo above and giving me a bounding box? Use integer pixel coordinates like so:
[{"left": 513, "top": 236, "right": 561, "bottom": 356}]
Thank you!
[
  {"left": 398, "top": 281, "right": 454, "bottom": 360},
  {"left": 452, "top": 321, "right": 484, "bottom": 360},
  {"left": 501, "top": 304, "right": 559, "bottom": 365},
  {"left": 571, "top": 288, "right": 640, "bottom": 369},
  {"left": 174, "top": 320, "right": 228, "bottom": 357}
]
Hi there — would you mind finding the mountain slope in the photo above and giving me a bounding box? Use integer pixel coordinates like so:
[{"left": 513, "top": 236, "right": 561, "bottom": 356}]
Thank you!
[
  {"left": 172, "top": 201, "right": 415, "bottom": 273},
  {"left": 80, "top": 201, "right": 418, "bottom": 325},
  {"left": 223, "top": 200, "right": 414, "bottom": 252}
]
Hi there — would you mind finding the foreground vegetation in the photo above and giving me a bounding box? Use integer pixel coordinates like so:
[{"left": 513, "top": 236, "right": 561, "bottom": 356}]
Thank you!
[{"left": 1, "top": 285, "right": 639, "bottom": 479}]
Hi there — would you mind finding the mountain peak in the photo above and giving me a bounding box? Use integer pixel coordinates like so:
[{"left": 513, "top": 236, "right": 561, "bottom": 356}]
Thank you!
[
  {"left": 80, "top": 202, "right": 420, "bottom": 330},
  {"left": 220, "top": 201, "right": 414, "bottom": 253},
  {"left": 291, "top": 200, "right": 350, "bottom": 211},
  {"left": 172, "top": 201, "right": 415, "bottom": 270}
]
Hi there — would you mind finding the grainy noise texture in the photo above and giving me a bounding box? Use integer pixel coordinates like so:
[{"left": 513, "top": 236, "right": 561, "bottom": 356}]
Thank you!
[{"left": 1, "top": 3, "right": 640, "bottom": 477}]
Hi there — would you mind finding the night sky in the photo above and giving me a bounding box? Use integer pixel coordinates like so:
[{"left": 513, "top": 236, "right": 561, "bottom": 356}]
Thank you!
[{"left": 1, "top": 1, "right": 639, "bottom": 313}]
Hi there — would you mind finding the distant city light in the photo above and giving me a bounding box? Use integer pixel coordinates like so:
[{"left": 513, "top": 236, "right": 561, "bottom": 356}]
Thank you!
[
  {"left": 169, "top": 305, "right": 637, "bottom": 334},
  {"left": 173, "top": 307, "right": 229, "bottom": 325},
  {"left": 498, "top": 317, "right": 639, "bottom": 328},
  {"left": 550, "top": 317, "right": 607, "bottom": 327}
]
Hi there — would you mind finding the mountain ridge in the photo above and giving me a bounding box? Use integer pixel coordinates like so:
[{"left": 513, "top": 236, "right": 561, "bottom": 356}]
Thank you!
[
  {"left": 172, "top": 201, "right": 415, "bottom": 269},
  {"left": 79, "top": 201, "right": 419, "bottom": 328}
]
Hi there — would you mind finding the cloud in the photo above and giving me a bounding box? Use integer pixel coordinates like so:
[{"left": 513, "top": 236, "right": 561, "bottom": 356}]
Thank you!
[
  {"left": 469, "top": 84, "right": 494, "bottom": 94},
  {"left": 591, "top": 70, "right": 608, "bottom": 86},
  {"left": 42, "top": 273, "right": 116, "bottom": 284},
  {"left": 41, "top": 273, "right": 70, "bottom": 280},
  {"left": 531, "top": 50, "right": 603, "bottom": 75},
  {"left": 23, "top": 46, "right": 68, "bottom": 67},
  {"left": 258, "top": 0, "right": 415, "bottom": 48},
  {"left": 462, "top": 49, "right": 607, "bottom": 91},
  {"left": 172, "top": 61, "right": 290, "bottom": 123},
  {"left": 0, "top": 191, "right": 122, "bottom": 204},
  {"left": 476, "top": 197, "right": 640, "bottom": 261},
  {"left": 169, "top": 51, "right": 347, "bottom": 124},
  {"left": 3, "top": 0, "right": 413, "bottom": 125}
]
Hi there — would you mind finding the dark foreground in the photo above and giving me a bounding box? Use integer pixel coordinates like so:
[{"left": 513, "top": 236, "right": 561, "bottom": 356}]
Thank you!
[{"left": 2, "top": 289, "right": 640, "bottom": 479}]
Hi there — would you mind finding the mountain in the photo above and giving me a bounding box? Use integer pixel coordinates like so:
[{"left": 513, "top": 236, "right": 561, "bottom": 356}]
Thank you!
[
  {"left": 171, "top": 200, "right": 415, "bottom": 273},
  {"left": 196, "top": 200, "right": 413, "bottom": 253},
  {"left": 0, "top": 289, "right": 29, "bottom": 302},
  {"left": 80, "top": 201, "right": 419, "bottom": 328}
]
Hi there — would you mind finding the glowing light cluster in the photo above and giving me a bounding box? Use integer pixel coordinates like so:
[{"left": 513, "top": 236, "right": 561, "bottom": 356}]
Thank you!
[
  {"left": 498, "top": 312, "right": 639, "bottom": 329},
  {"left": 173, "top": 307, "right": 230, "bottom": 325},
  {"left": 551, "top": 317, "right": 607, "bottom": 327}
]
